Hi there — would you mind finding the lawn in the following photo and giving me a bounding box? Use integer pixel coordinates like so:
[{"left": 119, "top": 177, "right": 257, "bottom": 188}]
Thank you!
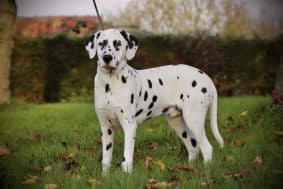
[{"left": 0, "top": 97, "right": 282, "bottom": 189}]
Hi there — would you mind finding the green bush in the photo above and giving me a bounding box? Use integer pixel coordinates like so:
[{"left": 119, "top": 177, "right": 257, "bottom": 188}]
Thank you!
[{"left": 10, "top": 34, "right": 283, "bottom": 102}]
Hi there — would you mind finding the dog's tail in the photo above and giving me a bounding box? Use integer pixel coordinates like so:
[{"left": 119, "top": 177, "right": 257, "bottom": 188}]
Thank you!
[{"left": 210, "top": 85, "right": 224, "bottom": 148}]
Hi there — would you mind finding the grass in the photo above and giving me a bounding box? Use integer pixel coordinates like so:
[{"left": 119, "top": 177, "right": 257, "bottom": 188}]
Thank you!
[{"left": 0, "top": 96, "right": 282, "bottom": 189}]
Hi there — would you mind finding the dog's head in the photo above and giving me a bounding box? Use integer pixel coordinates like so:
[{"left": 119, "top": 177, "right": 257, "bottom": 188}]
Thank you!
[{"left": 85, "top": 29, "right": 138, "bottom": 73}]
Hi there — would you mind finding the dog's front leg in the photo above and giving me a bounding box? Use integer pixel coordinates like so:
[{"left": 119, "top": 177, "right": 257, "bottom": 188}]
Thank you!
[
  {"left": 119, "top": 115, "right": 137, "bottom": 173},
  {"left": 97, "top": 114, "right": 114, "bottom": 175}
]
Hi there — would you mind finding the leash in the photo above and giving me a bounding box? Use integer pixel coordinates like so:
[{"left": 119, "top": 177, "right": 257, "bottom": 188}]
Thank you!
[{"left": 92, "top": 0, "right": 104, "bottom": 30}]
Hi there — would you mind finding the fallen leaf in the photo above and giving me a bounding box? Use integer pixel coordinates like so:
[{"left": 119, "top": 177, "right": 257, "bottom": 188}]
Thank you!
[
  {"left": 56, "top": 152, "right": 78, "bottom": 161},
  {"left": 147, "top": 142, "right": 161, "bottom": 149},
  {"left": 224, "top": 155, "right": 235, "bottom": 162},
  {"left": 169, "top": 175, "right": 181, "bottom": 184},
  {"left": 177, "top": 165, "right": 198, "bottom": 172},
  {"left": 44, "top": 183, "right": 57, "bottom": 189},
  {"left": 71, "top": 128, "right": 81, "bottom": 132},
  {"left": 274, "top": 131, "right": 283, "bottom": 138},
  {"left": 96, "top": 138, "right": 102, "bottom": 145},
  {"left": 25, "top": 133, "right": 41, "bottom": 143},
  {"left": 65, "top": 160, "right": 79, "bottom": 170},
  {"left": 240, "top": 110, "right": 248, "bottom": 116},
  {"left": 23, "top": 175, "right": 37, "bottom": 185},
  {"left": 87, "top": 178, "right": 101, "bottom": 185},
  {"left": 225, "top": 156, "right": 263, "bottom": 180},
  {"left": 154, "top": 160, "right": 166, "bottom": 171},
  {"left": 145, "top": 156, "right": 154, "bottom": 170},
  {"left": 228, "top": 125, "right": 246, "bottom": 133},
  {"left": 43, "top": 166, "right": 53, "bottom": 172},
  {"left": 0, "top": 144, "right": 9, "bottom": 156},
  {"left": 234, "top": 138, "right": 245, "bottom": 147},
  {"left": 146, "top": 179, "right": 173, "bottom": 189}
]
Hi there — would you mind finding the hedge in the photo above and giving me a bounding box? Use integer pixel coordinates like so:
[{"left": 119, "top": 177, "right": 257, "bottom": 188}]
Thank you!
[{"left": 10, "top": 33, "right": 283, "bottom": 102}]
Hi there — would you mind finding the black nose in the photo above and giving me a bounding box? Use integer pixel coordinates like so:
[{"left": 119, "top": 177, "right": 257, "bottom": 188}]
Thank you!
[{"left": 103, "top": 55, "right": 113, "bottom": 64}]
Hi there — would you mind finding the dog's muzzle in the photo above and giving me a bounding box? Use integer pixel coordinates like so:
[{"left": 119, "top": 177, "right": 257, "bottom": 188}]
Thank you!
[{"left": 103, "top": 54, "right": 113, "bottom": 65}]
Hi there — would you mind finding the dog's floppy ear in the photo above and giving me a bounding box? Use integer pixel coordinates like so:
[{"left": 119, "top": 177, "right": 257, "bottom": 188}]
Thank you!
[
  {"left": 85, "top": 31, "right": 101, "bottom": 59},
  {"left": 120, "top": 30, "right": 138, "bottom": 60}
]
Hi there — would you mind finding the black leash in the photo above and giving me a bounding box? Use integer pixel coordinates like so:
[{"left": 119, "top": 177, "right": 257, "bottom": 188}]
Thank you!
[{"left": 92, "top": 0, "right": 104, "bottom": 30}]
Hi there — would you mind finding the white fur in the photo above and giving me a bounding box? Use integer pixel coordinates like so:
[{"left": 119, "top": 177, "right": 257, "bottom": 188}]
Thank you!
[{"left": 85, "top": 29, "right": 224, "bottom": 174}]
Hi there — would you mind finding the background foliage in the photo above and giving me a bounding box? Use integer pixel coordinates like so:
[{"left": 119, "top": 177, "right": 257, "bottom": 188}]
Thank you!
[{"left": 11, "top": 34, "right": 283, "bottom": 102}]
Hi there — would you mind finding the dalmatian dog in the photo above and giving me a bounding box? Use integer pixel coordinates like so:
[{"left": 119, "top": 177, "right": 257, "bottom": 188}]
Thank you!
[{"left": 85, "top": 29, "right": 224, "bottom": 174}]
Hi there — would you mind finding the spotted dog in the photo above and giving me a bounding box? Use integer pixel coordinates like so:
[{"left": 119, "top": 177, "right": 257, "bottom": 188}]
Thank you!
[{"left": 85, "top": 29, "right": 224, "bottom": 174}]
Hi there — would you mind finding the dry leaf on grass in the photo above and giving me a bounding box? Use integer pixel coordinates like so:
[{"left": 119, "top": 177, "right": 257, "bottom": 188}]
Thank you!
[
  {"left": 169, "top": 175, "right": 181, "bottom": 184},
  {"left": 225, "top": 156, "right": 263, "bottom": 180},
  {"left": 274, "top": 131, "right": 283, "bottom": 138},
  {"left": 146, "top": 179, "right": 173, "bottom": 189},
  {"left": 55, "top": 152, "right": 78, "bottom": 161},
  {"left": 44, "top": 183, "right": 57, "bottom": 189},
  {"left": 145, "top": 156, "right": 154, "bottom": 170},
  {"left": 177, "top": 164, "right": 198, "bottom": 173},
  {"left": 87, "top": 178, "right": 101, "bottom": 186},
  {"left": 23, "top": 175, "right": 38, "bottom": 185},
  {"left": 43, "top": 166, "right": 52, "bottom": 172},
  {"left": 239, "top": 111, "right": 248, "bottom": 117},
  {"left": 24, "top": 133, "right": 41, "bottom": 143},
  {"left": 147, "top": 142, "right": 161, "bottom": 149},
  {"left": 154, "top": 160, "right": 166, "bottom": 171},
  {"left": 234, "top": 138, "right": 245, "bottom": 147},
  {"left": 0, "top": 144, "right": 9, "bottom": 156}
]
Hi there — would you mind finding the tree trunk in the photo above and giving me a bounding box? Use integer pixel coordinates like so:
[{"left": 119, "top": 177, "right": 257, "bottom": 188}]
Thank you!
[{"left": 0, "top": 0, "right": 16, "bottom": 104}]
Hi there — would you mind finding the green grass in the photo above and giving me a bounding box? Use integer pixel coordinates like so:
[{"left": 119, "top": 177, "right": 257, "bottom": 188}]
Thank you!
[{"left": 0, "top": 97, "right": 282, "bottom": 188}]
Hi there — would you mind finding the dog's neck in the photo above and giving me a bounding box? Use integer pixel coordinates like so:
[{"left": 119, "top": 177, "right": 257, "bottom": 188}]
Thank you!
[{"left": 96, "top": 61, "right": 135, "bottom": 82}]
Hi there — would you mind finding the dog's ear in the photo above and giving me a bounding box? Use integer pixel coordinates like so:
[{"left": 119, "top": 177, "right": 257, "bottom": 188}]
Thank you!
[
  {"left": 85, "top": 31, "right": 101, "bottom": 59},
  {"left": 120, "top": 30, "right": 138, "bottom": 60}
]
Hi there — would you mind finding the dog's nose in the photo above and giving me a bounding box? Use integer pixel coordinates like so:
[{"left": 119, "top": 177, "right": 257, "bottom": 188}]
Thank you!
[{"left": 103, "top": 55, "right": 113, "bottom": 64}]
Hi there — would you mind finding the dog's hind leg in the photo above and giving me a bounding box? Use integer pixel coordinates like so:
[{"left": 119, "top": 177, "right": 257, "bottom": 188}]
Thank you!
[
  {"left": 166, "top": 114, "right": 200, "bottom": 162},
  {"left": 182, "top": 110, "right": 213, "bottom": 163}
]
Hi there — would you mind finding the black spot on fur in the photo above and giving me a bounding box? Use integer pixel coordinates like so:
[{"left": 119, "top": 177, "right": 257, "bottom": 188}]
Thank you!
[
  {"left": 187, "top": 95, "right": 190, "bottom": 98},
  {"left": 121, "top": 75, "right": 127, "bottom": 83},
  {"left": 108, "top": 129, "right": 112, "bottom": 135},
  {"left": 122, "top": 157, "right": 125, "bottom": 162},
  {"left": 148, "top": 102, "right": 154, "bottom": 109},
  {"left": 192, "top": 80, "right": 197, "bottom": 87},
  {"left": 130, "top": 94, "right": 134, "bottom": 104},
  {"left": 139, "top": 89, "right": 142, "bottom": 97},
  {"left": 191, "top": 138, "right": 197, "bottom": 147},
  {"left": 120, "top": 109, "right": 124, "bottom": 113},
  {"left": 144, "top": 91, "right": 148, "bottom": 101},
  {"left": 177, "top": 76, "right": 180, "bottom": 79},
  {"left": 147, "top": 79, "right": 152, "bottom": 89},
  {"left": 162, "top": 107, "right": 169, "bottom": 113},
  {"left": 152, "top": 95, "right": 158, "bottom": 102},
  {"left": 147, "top": 111, "right": 152, "bottom": 116},
  {"left": 198, "top": 70, "right": 204, "bottom": 74},
  {"left": 105, "top": 84, "right": 110, "bottom": 93},
  {"left": 106, "top": 143, "right": 112, "bottom": 151},
  {"left": 113, "top": 40, "right": 121, "bottom": 51},
  {"left": 180, "top": 94, "right": 184, "bottom": 100},
  {"left": 201, "top": 87, "right": 207, "bottom": 94},
  {"left": 158, "top": 78, "right": 163, "bottom": 86},
  {"left": 135, "top": 109, "right": 143, "bottom": 117},
  {"left": 182, "top": 131, "right": 187, "bottom": 138},
  {"left": 96, "top": 32, "right": 101, "bottom": 39}
]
